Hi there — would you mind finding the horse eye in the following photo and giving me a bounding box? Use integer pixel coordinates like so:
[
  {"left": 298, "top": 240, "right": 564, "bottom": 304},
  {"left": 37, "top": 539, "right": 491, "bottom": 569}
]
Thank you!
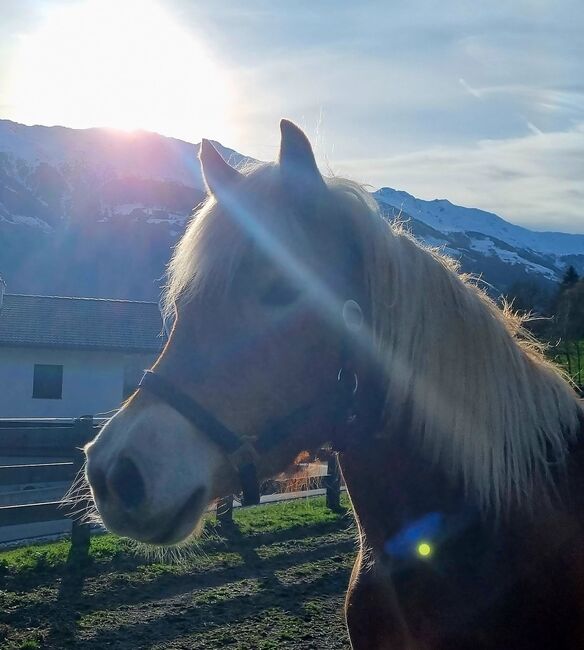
[{"left": 260, "top": 281, "right": 301, "bottom": 307}]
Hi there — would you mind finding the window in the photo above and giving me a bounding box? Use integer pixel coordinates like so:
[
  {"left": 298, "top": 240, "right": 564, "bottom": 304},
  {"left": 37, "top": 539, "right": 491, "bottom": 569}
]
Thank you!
[{"left": 32, "top": 364, "right": 63, "bottom": 399}]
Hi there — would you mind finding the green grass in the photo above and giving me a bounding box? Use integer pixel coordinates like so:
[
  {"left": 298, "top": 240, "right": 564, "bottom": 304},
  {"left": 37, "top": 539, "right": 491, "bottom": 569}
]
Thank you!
[
  {"left": 6, "top": 641, "right": 41, "bottom": 650},
  {"left": 0, "top": 538, "right": 72, "bottom": 574},
  {"left": 552, "top": 339, "right": 584, "bottom": 387},
  {"left": 0, "top": 495, "right": 355, "bottom": 649},
  {"left": 234, "top": 496, "right": 343, "bottom": 536},
  {"left": 0, "top": 494, "right": 350, "bottom": 576},
  {"left": 0, "top": 533, "right": 132, "bottom": 575}
]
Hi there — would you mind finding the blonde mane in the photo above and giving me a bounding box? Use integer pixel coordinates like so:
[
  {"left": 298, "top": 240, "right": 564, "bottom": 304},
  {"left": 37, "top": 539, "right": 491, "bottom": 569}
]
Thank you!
[{"left": 164, "top": 165, "right": 583, "bottom": 512}]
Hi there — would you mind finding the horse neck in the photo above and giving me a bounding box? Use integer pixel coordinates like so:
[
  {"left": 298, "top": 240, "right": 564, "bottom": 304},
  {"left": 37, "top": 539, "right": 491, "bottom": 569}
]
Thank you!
[
  {"left": 337, "top": 428, "right": 466, "bottom": 550},
  {"left": 338, "top": 416, "right": 584, "bottom": 559}
]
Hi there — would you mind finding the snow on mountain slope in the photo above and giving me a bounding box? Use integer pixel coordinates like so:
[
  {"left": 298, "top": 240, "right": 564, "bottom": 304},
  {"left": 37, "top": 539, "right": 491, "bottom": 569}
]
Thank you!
[
  {"left": 375, "top": 187, "right": 584, "bottom": 257},
  {"left": 0, "top": 119, "right": 248, "bottom": 188},
  {"left": 390, "top": 208, "right": 565, "bottom": 293},
  {"left": 0, "top": 119, "right": 582, "bottom": 300}
]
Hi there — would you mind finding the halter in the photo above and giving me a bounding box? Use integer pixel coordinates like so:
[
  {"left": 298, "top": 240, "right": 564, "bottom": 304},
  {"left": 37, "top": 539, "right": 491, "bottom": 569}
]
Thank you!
[
  {"left": 137, "top": 301, "right": 384, "bottom": 506},
  {"left": 137, "top": 356, "right": 367, "bottom": 506}
]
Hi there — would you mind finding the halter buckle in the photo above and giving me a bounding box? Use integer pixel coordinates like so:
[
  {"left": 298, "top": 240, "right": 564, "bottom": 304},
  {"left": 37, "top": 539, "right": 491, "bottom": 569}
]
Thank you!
[
  {"left": 228, "top": 440, "right": 261, "bottom": 470},
  {"left": 337, "top": 367, "right": 359, "bottom": 396}
]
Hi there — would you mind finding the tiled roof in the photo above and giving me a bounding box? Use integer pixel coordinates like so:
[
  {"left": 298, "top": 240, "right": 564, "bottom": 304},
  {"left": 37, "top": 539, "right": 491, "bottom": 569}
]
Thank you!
[{"left": 0, "top": 294, "right": 164, "bottom": 352}]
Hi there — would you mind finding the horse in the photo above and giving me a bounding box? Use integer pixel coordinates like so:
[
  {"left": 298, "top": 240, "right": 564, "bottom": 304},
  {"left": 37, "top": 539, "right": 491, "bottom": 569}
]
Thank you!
[{"left": 85, "top": 120, "right": 584, "bottom": 649}]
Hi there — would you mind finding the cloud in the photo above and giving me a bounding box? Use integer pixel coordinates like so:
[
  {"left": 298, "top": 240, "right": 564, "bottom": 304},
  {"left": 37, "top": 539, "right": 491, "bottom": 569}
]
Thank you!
[
  {"left": 215, "top": 4, "right": 584, "bottom": 234},
  {"left": 459, "top": 78, "right": 482, "bottom": 99},
  {"left": 458, "top": 80, "right": 584, "bottom": 118},
  {"left": 334, "top": 123, "right": 584, "bottom": 234},
  {"left": 525, "top": 121, "right": 543, "bottom": 136},
  {"left": 2, "top": 0, "right": 583, "bottom": 233}
]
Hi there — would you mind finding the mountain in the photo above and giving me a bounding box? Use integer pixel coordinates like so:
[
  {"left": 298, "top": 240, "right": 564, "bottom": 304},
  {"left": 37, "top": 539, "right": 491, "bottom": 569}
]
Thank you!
[
  {"left": 375, "top": 188, "right": 584, "bottom": 257},
  {"left": 0, "top": 119, "right": 582, "bottom": 303},
  {"left": 375, "top": 188, "right": 584, "bottom": 305},
  {"left": 0, "top": 119, "right": 249, "bottom": 299}
]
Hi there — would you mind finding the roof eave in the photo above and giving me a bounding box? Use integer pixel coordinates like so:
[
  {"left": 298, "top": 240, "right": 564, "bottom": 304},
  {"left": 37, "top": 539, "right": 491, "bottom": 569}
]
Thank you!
[{"left": 0, "top": 341, "right": 164, "bottom": 354}]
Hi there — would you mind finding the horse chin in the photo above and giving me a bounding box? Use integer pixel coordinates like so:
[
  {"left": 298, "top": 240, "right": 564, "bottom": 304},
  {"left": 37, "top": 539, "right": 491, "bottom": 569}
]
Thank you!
[
  {"left": 143, "top": 486, "right": 208, "bottom": 546},
  {"left": 97, "top": 485, "right": 208, "bottom": 547}
]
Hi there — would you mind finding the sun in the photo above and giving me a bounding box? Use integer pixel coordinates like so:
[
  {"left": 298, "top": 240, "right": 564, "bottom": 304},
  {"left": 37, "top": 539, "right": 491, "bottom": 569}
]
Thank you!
[{"left": 5, "top": 0, "right": 234, "bottom": 143}]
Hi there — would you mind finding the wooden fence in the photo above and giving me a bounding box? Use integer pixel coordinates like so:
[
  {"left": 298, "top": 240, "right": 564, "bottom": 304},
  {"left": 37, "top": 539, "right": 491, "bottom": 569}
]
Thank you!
[
  {"left": 0, "top": 416, "right": 98, "bottom": 563},
  {"left": 0, "top": 417, "right": 342, "bottom": 563}
]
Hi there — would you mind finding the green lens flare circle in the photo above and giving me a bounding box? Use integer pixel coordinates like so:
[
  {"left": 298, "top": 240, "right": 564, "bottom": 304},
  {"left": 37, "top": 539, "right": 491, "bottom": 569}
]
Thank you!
[{"left": 417, "top": 542, "right": 433, "bottom": 558}]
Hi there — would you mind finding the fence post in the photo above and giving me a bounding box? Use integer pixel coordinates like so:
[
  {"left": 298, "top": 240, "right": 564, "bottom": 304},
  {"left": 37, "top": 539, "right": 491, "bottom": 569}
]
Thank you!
[
  {"left": 67, "top": 416, "right": 92, "bottom": 566},
  {"left": 325, "top": 454, "right": 341, "bottom": 512},
  {"left": 217, "top": 495, "right": 234, "bottom": 526}
]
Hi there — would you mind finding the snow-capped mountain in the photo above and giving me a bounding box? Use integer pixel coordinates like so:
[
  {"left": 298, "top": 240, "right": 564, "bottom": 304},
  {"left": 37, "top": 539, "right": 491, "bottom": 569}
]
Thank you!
[
  {"left": 0, "top": 118, "right": 247, "bottom": 187},
  {"left": 375, "top": 188, "right": 584, "bottom": 293},
  {"left": 0, "top": 120, "right": 249, "bottom": 299},
  {"left": 0, "top": 119, "right": 249, "bottom": 231},
  {"left": 375, "top": 188, "right": 584, "bottom": 258},
  {"left": 0, "top": 119, "right": 582, "bottom": 302}
]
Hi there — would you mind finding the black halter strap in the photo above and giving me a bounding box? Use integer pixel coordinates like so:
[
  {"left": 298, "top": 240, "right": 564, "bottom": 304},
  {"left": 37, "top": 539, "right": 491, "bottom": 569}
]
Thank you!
[
  {"left": 138, "top": 371, "right": 262, "bottom": 505},
  {"left": 137, "top": 352, "right": 383, "bottom": 507}
]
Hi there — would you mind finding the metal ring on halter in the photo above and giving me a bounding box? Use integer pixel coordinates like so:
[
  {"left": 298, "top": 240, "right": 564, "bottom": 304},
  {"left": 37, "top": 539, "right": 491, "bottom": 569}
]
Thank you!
[{"left": 337, "top": 367, "right": 359, "bottom": 396}]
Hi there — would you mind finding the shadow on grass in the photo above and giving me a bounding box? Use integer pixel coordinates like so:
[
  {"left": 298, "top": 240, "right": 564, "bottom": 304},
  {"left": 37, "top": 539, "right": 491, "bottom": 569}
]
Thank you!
[
  {"left": 3, "top": 516, "right": 352, "bottom": 592},
  {"left": 44, "top": 546, "right": 91, "bottom": 648},
  {"left": 72, "top": 560, "right": 352, "bottom": 649},
  {"left": 3, "top": 516, "right": 356, "bottom": 648}
]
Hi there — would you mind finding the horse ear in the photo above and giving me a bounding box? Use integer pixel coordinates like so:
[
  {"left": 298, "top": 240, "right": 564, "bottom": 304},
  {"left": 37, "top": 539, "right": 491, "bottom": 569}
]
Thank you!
[
  {"left": 200, "top": 139, "right": 243, "bottom": 197},
  {"left": 278, "top": 119, "right": 325, "bottom": 191}
]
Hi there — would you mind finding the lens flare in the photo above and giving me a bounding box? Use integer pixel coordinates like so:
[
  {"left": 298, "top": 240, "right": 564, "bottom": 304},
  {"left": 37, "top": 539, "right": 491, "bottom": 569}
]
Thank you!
[{"left": 417, "top": 541, "right": 433, "bottom": 558}]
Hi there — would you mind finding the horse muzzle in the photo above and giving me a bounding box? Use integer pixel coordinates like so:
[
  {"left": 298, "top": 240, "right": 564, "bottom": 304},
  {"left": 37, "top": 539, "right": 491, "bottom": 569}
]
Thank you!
[{"left": 84, "top": 402, "right": 223, "bottom": 545}]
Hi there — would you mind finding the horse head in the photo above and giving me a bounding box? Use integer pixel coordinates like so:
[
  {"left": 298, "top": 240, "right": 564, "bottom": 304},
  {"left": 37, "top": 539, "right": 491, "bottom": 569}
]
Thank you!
[{"left": 85, "top": 120, "right": 373, "bottom": 544}]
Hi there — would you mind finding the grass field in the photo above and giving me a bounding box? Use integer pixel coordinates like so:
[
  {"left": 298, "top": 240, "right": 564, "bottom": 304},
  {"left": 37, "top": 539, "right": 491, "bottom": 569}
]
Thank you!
[
  {"left": 0, "top": 496, "right": 356, "bottom": 649},
  {"left": 552, "top": 339, "right": 584, "bottom": 388}
]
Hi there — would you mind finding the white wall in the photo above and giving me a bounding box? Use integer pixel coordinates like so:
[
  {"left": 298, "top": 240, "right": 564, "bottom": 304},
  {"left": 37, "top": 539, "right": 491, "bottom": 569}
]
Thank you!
[{"left": 0, "top": 347, "right": 155, "bottom": 418}]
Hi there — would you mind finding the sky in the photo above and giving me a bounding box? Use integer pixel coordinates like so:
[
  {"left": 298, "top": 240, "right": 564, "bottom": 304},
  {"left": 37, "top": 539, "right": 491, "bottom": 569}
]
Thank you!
[{"left": 0, "top": 0, "right": 583, "bottom": 233}]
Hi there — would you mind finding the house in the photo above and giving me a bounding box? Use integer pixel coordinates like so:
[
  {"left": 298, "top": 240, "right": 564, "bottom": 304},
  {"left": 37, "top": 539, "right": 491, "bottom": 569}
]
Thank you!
[{"left": 0, "top": 282, "right": 164, "bottom": 418}]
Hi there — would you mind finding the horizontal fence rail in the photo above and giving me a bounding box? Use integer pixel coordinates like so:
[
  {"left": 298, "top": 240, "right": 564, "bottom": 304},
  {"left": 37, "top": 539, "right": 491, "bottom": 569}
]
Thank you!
[
  {"left": 0, "top": 501, "right": 69, "bottom": 528},
  {"left": 0, "top": 462, "right": 76, "bottom": 486},
  {"left": 0, "top": 418, "right": 100, "bottom": 458},
  {"left": 0, "top": 416, "right": 343, "bottom": 560}
]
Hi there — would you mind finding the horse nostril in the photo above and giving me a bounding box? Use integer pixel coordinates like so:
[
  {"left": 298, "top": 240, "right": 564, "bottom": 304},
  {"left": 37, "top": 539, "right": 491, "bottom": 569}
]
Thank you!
[
  {"left": 109, "top": 457, "right": 146, "bottom": 510},
  {"left": 87, "top": 466, "right": 109, "bottom": 503}
]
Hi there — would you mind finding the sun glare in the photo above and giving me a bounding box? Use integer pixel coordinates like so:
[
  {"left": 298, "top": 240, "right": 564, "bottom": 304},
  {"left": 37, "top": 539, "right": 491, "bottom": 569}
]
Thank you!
[{"left": 6, "top": 0, "right": 234, "bottom": 143}]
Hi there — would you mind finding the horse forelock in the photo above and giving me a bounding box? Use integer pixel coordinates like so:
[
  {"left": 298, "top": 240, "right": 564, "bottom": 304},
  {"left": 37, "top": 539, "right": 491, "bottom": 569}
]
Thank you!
[
  {"left": 162, "top": 164, "right": 376, "bottom": 320},
  {"left": 163, "top": 163, "right": 583, "bottom": 513},
  {"left": 163, "top": 161, "right": 276, "bottom": 320}
]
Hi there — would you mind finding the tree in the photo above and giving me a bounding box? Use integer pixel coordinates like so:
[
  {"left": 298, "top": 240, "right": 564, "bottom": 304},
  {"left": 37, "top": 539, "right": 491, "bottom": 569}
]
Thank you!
[
  {"left": 551, "top": 280, "right": 584, "bottom": 389},
  {"left": 555, "top": 280, "right": 584, "bottom": 341},
  {"left": 505, "top": 280, "right": 553, "bottom": 315},
  {"left": 560, "top": 265, "right": 580, "bottom": 291}
]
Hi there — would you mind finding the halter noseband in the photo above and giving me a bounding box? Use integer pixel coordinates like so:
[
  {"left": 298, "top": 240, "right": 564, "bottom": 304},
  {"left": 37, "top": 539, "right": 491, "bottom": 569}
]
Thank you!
[
  {"left": 137, "top": 357, "right": 368, "bottom": 507},
  {"left": 138, "top": 371, "right": 262, "bottom": 505}
]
